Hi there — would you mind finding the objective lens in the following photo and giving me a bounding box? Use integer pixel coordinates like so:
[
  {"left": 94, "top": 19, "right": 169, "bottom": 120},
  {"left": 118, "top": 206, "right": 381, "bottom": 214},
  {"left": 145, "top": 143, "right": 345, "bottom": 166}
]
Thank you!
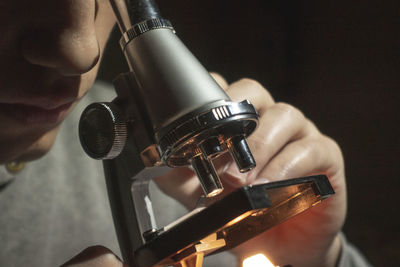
[
  {"left": 227, "top": 135, "right": 256, "bottom": 173},
  {"left": 190, "top": 154, "right": 223, "bottom": 197}
]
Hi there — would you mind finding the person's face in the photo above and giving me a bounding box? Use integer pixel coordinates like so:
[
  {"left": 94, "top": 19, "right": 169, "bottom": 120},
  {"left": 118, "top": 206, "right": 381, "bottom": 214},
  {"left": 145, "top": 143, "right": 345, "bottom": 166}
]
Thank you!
[{"left": 0, "top": 0, "right": 115, "bottom": 164}]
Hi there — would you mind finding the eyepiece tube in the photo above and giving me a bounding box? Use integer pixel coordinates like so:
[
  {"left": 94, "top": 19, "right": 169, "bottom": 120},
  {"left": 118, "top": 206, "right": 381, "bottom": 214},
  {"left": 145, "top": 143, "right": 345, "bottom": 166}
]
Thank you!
[
  {"left": 109, "top": 0, "right": 162, "bottom": 33},
  {"left": 127, "top": 0, "right": 161, "bottom": 24}
]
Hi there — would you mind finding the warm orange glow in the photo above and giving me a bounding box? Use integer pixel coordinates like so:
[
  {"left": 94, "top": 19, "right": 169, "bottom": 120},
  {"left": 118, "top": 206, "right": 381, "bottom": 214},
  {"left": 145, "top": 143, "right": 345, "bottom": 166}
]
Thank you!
[
  {"left": 225, "top": 211, "right": 252, "bottom": 227},
  {"left": 242, "top": 254, "right": 275, "bottom": 267}
]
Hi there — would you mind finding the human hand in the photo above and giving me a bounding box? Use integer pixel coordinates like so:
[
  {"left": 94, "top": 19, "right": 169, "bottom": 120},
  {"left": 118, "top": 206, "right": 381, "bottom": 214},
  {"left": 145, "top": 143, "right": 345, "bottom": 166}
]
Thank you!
[
  {"left": 155, "top": 74, "right": 347, "bottom": 267},
  {"left": 61, "top": 246, "right": 127, "bottom": 267}
]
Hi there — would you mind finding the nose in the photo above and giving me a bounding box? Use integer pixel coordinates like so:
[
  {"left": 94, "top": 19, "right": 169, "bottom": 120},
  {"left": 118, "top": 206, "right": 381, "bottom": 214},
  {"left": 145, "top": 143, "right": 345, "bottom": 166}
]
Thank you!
[{"left": 20, "top": 1, "right": 100, "bottom": 76}]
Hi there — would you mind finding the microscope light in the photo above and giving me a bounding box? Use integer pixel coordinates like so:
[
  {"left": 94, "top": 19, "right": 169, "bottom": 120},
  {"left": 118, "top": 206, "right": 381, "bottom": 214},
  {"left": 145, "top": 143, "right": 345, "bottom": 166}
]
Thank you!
[{"left": 243, "top": 253, "right": 275, "bottom": 267}]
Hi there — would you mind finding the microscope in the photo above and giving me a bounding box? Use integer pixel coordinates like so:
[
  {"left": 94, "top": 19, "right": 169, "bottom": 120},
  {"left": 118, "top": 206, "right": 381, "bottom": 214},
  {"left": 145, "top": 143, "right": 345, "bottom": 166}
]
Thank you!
[{"left": 78, "top": 0, "right": 334, "bottom": 266}]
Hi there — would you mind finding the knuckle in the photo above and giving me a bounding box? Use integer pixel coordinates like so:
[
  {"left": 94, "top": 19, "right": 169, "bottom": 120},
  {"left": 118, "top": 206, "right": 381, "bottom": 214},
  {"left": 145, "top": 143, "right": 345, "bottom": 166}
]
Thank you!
[
  {"left": 323, "top": 135, "right": 343, "bottom": 156},
  {"left": 304, "top": 119, "right": 321, "bottom": 137},
  {"left": 267, "top": 158, "right": 290, "bottom": 179},
  {"left": 238, "top": 78, "right": 262, "bottom": 88},
  {"left": 238, "top": 78, "right": 274, "bottom": 104},
  {"left": 274, "top": 102, "right": 305, "bottom": 120},
  {"left": 321, "top": 135, "right": 345, "bottom": 170},
  {"left": 240, "top": 78, "right": 265, "bottom": 91}
]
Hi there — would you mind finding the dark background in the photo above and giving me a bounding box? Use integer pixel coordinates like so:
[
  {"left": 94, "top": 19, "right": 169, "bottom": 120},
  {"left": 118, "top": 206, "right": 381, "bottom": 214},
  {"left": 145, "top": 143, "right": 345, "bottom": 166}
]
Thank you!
[{"left": 98, "top": 1, "right": 400, "bottom": 265}]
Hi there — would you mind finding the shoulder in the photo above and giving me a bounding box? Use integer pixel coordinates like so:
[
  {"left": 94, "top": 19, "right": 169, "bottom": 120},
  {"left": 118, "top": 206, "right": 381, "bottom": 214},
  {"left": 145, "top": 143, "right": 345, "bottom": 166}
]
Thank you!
[{"left": 337, "top": 233, "right": 373, "bottom": 267}]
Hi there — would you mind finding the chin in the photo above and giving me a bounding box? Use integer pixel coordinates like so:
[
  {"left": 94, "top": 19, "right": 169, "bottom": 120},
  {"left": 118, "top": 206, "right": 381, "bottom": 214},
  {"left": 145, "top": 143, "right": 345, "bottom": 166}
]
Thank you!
[
  {"left": 0, "top": 126, "right": 59, "bottom": 164},
  {"left": 14, "top": 145, "right": 54, "bottom": 163}
]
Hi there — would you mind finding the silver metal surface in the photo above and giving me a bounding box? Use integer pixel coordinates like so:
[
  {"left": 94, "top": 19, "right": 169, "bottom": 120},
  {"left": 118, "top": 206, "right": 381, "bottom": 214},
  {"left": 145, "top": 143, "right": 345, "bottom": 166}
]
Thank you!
[
  {"left": 101, "top": 103, "right": 128, "bottom": 160},
  {"left": 191, "top": 154, "right": 223, "bottom": 197},
  {"left": 120, "top": 18, "right": 174, "bottom": 49},
  {"left": 123, "top": 28, "right": 230, "bottom": 133},
  {"left": 227, "top": 135, "right": 256, "bottom": 173}
]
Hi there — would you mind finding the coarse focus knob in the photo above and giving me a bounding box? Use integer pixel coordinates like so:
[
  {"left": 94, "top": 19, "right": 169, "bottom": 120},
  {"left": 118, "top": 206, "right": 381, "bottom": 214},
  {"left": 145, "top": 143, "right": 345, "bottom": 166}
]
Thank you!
[{"left": 79, "top": 102, "right": 127, "bottom": 160}]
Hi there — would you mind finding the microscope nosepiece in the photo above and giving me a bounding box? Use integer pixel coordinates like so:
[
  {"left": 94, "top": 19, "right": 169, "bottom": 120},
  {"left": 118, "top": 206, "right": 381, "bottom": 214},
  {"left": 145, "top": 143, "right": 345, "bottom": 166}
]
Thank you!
[{"left": 199, "top": 137, "right": 224, "bottom": 159}]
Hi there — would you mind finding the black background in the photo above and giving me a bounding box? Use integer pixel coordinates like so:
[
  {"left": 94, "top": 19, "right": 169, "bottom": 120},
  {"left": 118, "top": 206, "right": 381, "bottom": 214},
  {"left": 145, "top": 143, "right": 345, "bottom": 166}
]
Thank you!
[{"left": 98, "top": 1, "right": 400, "bottom": 265}]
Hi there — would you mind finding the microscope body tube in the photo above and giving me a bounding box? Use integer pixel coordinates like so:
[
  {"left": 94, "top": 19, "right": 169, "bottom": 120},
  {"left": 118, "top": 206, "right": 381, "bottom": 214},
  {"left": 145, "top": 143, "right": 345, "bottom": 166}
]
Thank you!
[
  {"left": 110, "top": 0, "right": 161, "bottom": 32},
  {"left": 122, "top": 28, "right": 230, "bottom": 133}
]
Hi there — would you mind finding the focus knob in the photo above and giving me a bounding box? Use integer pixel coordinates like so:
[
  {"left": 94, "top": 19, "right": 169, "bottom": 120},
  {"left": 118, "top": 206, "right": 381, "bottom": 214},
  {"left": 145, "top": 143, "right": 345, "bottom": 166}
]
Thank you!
[{"left": 79, "top": 102, "right": 127, "bottom": 160}]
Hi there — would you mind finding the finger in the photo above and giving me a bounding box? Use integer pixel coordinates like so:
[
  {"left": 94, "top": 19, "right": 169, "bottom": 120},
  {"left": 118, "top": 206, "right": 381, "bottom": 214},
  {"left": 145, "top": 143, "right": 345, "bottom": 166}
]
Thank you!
[
  {"left": 214, "top": 78, "right": 276, "bottom": 184},
  {"left": 61, "top": 246, "right": 126, "bottom": 267},
  {"left": 210, "top": 72, "right": 229, "bottom": 90},
  {"left": 253, "top": 135, "right": 347, "bottom": 229},
  {"left": 224, "top": 78, "right": 275, "bottom": 115},
  {"left": 256, "top": 135, "right": 344, "bottom": 183},
  {"left": 155, "top": 153, "right": 235, "bottom": 209},
  {"left": 223, "top": 103, "right": 319, "bottom": 186}
]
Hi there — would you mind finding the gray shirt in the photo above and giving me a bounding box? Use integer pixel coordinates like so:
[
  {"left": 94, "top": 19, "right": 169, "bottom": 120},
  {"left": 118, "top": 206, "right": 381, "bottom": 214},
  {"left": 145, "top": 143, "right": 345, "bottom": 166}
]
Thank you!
[{"left": 0, "top": 81, "right": 371, "bottom": 267}]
